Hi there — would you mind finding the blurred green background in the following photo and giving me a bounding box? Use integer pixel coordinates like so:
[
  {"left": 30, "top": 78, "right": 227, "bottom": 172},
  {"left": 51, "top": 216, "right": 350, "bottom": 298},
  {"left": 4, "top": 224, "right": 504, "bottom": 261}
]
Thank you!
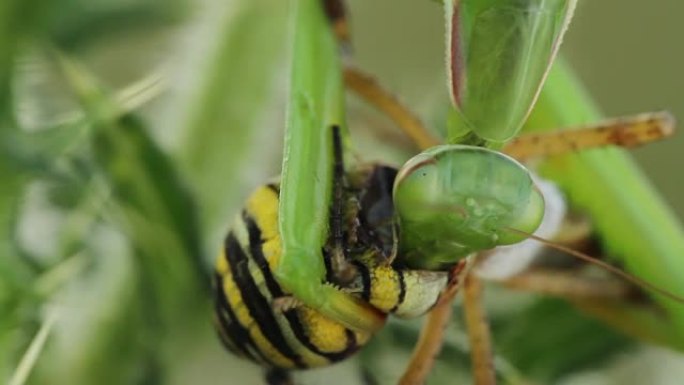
[
  {"left": 566, "top": 0, "right": 684, "bottom": 219},
  {"left": 2, "top": 1, "right": 684, "bottom": 385}
]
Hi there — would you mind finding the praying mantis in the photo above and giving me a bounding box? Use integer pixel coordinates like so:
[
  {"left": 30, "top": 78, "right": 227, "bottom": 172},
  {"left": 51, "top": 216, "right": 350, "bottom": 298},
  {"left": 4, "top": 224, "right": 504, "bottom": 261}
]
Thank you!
[{"left": 212, "top": 0, "right": 684, "bottom": 384}]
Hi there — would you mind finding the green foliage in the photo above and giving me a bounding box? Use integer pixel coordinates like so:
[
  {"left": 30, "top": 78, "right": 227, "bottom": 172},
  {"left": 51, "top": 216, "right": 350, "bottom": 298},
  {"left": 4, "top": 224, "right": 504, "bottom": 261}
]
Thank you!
[{"left": 0, "top": 0, "right": 287, "bottom": 383}]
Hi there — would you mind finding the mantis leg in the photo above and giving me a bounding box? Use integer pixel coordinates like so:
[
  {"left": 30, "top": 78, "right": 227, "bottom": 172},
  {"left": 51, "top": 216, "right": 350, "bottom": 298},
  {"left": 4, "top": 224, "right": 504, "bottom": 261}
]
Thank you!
[
  {"left": 397, "top": 260, "right": 470, "bottom": 385},
  {"left": 463, "top": 275, "right": 497, "bottom": 385},
  {"left": 497, "top": 269, "right": 675, "bottom": 347},
  {"left": 322, "top": 3, "right": 439, "bottom": 151},
  {"left": 504, "top": 112, "right": 675, "bottom": 160},
  {"left": 343, "top": 67, "right": 440, "bottom": 150},
  {"left": 493, "top": 212, "right": 633, "bottom": 301},
  {"left": 499, "top": 268, "right": 633, "bottom": 301},
  {"left": 399, "top": 280, "right": 456, "bottom": 385},
  {"left": 492, "top": 213, "right": 679, "bottom": 348},
  {"left": 323, "top": 0, "right": 351, "bottom": 49},
  {"left": 397, "top": 297, "right": 455, "bottom": 385}
]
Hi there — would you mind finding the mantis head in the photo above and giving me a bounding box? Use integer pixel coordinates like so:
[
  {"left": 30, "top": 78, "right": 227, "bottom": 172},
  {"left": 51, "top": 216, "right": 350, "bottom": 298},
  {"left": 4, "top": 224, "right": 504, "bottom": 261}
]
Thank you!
[{"left": 393, "top": 145, "right": 545, "bottom": 270}]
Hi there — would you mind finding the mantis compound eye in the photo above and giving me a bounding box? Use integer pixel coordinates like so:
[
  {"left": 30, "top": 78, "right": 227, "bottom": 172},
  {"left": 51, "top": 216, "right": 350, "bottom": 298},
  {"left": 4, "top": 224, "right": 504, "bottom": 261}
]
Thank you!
[{"left": 393, "top": 145, "right": 545, "bottom": 270}]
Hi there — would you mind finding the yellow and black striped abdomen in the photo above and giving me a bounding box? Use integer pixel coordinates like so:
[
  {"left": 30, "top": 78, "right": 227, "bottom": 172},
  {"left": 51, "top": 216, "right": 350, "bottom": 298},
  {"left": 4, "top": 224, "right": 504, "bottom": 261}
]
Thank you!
[{"left": 213, "top": 185, "right": 372, "bottom": 369}]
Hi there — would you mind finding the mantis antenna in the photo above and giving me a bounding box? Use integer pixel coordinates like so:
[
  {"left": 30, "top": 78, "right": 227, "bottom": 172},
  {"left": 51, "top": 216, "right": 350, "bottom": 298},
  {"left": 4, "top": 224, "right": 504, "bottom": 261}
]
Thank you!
[{"left": 503, "top": 227, "right": 684, "bottom": 305}]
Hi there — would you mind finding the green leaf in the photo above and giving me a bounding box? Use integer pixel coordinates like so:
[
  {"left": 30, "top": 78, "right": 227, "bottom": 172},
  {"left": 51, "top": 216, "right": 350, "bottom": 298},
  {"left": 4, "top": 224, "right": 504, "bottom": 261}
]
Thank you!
[{"left": 495, "top": 298, "right": 631, "bottom": 381}]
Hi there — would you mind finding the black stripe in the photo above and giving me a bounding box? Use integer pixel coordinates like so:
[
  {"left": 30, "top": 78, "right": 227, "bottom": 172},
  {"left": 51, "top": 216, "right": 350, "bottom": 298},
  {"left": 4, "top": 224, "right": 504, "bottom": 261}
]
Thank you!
[
  {"left": 243, "top": 212, "right": 352, "bottom": 362},
  {"left": 243, "top": 212, "right": 285, "bottom": 297},
  {"left": 213, "top": 312, "right": 241, "bottom": 356},
  {"left": 352, "top": 261, "right": 371, "bottom": 302},
  {"left": 390, "top": 270, "right": 407, "bottom": 313},
  {"left": 213, "top": 281, "right": 246, "bottom": 359},
  {"left": 224, "top": 233, "right": 307, "bottom": 368},
  {"left": 285, "top": 307, "right": 353, "bottom": 362},
  {"left": 213, "top": 272, "right": 263, "bottom": 363},
  {"left": 341, "top": 329, "right": 359, "bottom": 357}
]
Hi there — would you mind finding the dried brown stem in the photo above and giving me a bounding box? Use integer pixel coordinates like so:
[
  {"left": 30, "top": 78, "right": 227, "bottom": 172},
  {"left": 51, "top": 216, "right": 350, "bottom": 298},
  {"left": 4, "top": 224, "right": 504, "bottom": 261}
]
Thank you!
[{"left": 463, "top": 275, "right": 496, "bottom": 385}]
